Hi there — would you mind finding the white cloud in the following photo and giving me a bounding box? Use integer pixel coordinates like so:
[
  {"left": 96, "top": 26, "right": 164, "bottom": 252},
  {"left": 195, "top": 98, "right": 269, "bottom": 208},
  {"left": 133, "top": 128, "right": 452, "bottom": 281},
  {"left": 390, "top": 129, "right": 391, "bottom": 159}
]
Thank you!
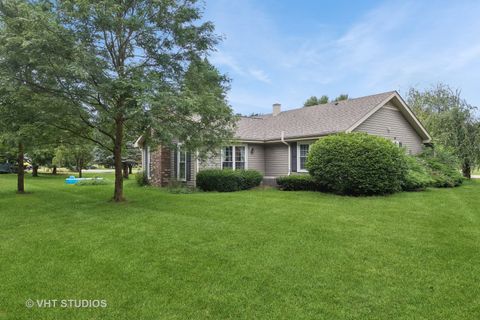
[
  {"left": 248, "top": 68, "right": 271, "bottom": 83},
  {"left": 210, "top": 51, "right": 246, "bottom": 76}
]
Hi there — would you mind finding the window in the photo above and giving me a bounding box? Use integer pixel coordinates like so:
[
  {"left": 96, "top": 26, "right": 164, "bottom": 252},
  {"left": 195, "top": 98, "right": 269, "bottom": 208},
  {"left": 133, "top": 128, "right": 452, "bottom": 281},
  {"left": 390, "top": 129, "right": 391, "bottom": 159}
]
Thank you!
[
  {"left": 222, "top": 146, "right": 246, "bottom": 170},
  {"left": 222, "top": 146, "right": 233, "bottom": 169},
  {"left": 298, "top": 144, "right": 310, "bottom": 171},
  {"left": 177, "top": 150, "right": 187, "bottom": 181},
  {"left": 235, "top": 146, "right": 246, "bottom": 169}
]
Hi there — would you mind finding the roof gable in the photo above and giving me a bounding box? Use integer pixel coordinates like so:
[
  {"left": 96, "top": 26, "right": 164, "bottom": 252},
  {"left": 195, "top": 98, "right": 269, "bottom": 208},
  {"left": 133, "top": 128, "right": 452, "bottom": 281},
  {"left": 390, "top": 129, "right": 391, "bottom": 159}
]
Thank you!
[
  {"left": 346, "top": 92, "right": 431, "bottom": 142},
  {"left": 234, "top": 91, "right": 431, "bottom": 142},
  {"left": 235, "top": 91, "right": 394, "bottom": 141}
]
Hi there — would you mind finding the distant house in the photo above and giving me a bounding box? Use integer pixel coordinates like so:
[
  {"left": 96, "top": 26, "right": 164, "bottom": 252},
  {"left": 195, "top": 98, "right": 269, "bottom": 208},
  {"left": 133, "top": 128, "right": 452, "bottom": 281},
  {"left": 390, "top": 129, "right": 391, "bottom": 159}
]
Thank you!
[{"left": 136, "top": 91, "right": 431, "bottom": 187}]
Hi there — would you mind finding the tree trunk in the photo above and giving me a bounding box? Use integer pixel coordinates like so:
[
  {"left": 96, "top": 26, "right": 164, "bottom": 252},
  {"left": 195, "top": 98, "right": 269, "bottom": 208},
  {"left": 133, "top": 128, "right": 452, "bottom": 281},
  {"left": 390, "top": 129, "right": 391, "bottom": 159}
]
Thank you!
[
  {"left": 128, "top": 164, "right": 132, "bottom": 174},
  {"left": 123, "top": 163, "right": 129, "bottom": 179},
  {"left": 462, "top": 161, "right": 471, "bottom": 179},
  {"left": 79, "top": 158, "right": 83, "bottom": 178},
  {"left": 113, "top": 118, "right": 125, "bottom": 202},
  {"left": 17, "top": 142, "right": 25, "bottom": 193},
  {"left": 52, "top": 165, "right": 57, "bottom": 175},
  {"left": 32, "top": 165, "right": 39, "bottom": 177}
]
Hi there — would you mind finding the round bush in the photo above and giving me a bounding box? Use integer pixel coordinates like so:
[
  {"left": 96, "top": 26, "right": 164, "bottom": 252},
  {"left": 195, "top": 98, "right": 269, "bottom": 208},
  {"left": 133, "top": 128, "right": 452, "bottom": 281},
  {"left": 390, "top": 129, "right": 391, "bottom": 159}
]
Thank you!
[
  {"left": 196, "top": 169, "right": 263, "bottom": 192},
  {"left": 237, "top": 170, "right": 263, "bottom": 190},
  {"left": 306, "top": 133, "right": 408, "bottom": 195}
]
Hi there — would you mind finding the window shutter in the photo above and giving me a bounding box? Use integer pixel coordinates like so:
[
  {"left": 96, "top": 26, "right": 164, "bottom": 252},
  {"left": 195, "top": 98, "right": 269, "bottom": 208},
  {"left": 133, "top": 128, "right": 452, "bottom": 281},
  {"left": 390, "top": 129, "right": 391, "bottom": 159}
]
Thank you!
[
  {"left": 173, "top": 148, "right": 178, "bottom": 180},
  {"left": 186, "top": 152, "right": 192, "bottom": 181},
  {"left": 290, "top": 142, "right": 297, "bottom": 172}
]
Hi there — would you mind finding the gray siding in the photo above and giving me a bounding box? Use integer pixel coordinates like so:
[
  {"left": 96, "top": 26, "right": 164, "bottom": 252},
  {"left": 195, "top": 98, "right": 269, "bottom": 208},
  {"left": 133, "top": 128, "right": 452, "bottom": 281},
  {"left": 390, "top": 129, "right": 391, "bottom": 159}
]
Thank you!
[
  {"left": 354, "top": 104, "right": 424, "bottom": 154},
  {"left": 247, "top": 144, "right": 265, "bottom": 174},
  {"left": 198, "top": 152, "right": 221, "bottom": 170},
  {"left": 264, "top": 143, "right": 289, "bottom": 177}
]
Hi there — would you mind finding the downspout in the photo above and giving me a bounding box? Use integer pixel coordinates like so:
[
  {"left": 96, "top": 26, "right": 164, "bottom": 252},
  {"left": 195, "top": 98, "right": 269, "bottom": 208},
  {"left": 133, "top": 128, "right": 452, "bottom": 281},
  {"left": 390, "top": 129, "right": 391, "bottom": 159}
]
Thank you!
[{"left": 281, "top": 131, "right": 291, "bottom": 175}]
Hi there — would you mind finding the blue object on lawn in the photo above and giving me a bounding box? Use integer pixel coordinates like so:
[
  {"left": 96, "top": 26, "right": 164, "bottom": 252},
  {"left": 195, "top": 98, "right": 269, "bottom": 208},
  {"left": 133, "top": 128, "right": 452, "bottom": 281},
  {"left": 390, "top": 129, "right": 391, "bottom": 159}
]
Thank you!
[
  {"left": 65, "top": 176, "right": 104, "bottom": 185},
  {"left": 65, "top": 176, "right": 78, "bottom": 184}
]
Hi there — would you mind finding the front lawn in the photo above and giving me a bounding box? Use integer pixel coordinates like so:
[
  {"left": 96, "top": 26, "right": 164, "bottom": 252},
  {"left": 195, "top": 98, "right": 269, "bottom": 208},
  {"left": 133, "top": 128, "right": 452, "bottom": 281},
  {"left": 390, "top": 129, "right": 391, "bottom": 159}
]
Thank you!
[{"left": 0, "top": 174, "right": 479, "bottom": 319}]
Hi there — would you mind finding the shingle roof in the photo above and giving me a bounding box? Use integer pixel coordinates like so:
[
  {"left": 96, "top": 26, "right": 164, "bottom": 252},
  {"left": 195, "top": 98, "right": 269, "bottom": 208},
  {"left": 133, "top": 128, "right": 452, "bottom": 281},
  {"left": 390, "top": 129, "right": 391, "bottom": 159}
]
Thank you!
[{"left": 235, "top": 91, "right": 396, "bottom": 141}]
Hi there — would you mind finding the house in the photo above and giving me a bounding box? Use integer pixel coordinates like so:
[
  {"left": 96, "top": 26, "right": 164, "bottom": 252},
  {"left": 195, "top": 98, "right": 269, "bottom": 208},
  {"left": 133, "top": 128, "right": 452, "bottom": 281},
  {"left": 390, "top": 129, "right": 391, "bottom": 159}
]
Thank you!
[{"left": 136, "top": 91, "right": 431, "bottom": 187}]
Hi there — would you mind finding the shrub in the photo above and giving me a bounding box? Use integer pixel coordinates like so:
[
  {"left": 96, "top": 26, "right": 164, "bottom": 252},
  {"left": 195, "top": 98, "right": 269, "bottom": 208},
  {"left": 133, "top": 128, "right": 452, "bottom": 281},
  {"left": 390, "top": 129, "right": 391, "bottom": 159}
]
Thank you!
[
  {"left": 276, "top": 175, "right": 323, "bottom": 191},
  {"left": 135, "top": 170, "right": 150, "bottom": 187},
  {"left": 402, "top": 156, "right": 434, "bottom": 191},
  {"left": 237, "top": 170, "right": 263, "bottom": 190},
  {"left": 306, "top": 133, "right": 408, "bottom": 195},
  {"left": 196, "top": 169, "right": 239, "bottom": 192},
  {"left": 167, "top": 179, "right": 194, "bottom": 194},
  {"left": 418, "top": 148, "right": 463, "bottom": 187},
  {"left": 196, "top": 169, "right": 263, "bottom": 192}
]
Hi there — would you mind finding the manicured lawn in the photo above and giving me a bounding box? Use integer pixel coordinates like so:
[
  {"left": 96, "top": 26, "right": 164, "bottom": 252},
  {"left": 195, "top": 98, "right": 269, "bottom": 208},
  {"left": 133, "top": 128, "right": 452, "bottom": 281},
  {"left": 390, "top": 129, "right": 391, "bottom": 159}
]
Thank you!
[{"left": 0, "top": 173, "right": 479, "bottom": 319}]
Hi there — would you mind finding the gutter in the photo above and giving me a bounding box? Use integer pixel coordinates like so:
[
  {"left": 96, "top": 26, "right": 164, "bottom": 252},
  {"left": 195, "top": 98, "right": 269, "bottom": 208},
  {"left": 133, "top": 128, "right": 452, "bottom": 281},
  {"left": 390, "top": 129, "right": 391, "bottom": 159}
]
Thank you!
[{"left": 281, "top": 131, "right": 291, "bottom": 175}]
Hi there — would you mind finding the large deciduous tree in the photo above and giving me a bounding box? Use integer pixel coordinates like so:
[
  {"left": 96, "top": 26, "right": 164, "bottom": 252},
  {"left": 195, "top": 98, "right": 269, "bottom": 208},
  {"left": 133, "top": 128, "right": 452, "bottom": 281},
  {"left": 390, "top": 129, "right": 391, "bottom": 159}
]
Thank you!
[
  {"left": 0, "top": 84, "right": 53, "bottom": 192},
  {"left": 407, "top": 84, "right": 480, "bottom": 178},
  {"left": 0, "top": 0, "right": 235, "bottom": 201}
]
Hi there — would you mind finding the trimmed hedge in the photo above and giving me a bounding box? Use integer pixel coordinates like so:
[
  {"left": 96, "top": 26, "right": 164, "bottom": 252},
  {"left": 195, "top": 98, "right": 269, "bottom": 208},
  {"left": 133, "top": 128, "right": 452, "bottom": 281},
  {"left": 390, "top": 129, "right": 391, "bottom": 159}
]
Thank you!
[
  {"left": 237, "top": 169, "right": 263, "bottom": 190},
  {"left": 402, "top": 156, "right": 434, "bottom": 191},
  {"left": 306, "top": 133, "right": 408, "bottom": 195},
  {"left": 276, "top": 175, "right": 323, "bottom": 191},
  {"left": 196, "top": 169, "right": 263, "bottom": 192}
]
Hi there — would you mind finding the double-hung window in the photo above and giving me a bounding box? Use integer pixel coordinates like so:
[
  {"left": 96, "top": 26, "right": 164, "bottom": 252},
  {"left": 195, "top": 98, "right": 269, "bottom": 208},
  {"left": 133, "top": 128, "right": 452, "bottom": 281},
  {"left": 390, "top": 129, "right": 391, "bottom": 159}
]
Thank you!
[
  {"left": 222, "top": 146, "right": 233, "bottom": 169},
  {"left": 177, "top": 150, "right": 187, "bottom": 181},
  {"left": 298, "top": 143, "right": 310, "bottom": 172},
  {"left": 222, "top": 146, "right": 246, "bottom": 170}
]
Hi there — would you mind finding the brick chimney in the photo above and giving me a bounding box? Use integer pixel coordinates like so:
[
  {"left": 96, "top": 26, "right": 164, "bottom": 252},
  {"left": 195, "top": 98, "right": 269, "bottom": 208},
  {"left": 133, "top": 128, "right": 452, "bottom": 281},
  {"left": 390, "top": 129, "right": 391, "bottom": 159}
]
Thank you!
[{"left": 272, "top": 103, "right": 281, "bottom": 116}]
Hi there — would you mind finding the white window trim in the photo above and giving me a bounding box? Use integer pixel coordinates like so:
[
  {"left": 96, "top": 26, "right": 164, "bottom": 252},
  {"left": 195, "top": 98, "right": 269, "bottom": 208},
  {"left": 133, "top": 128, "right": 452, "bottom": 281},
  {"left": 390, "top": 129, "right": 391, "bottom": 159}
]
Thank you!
[
  {"left": 177, "top": 149, "right": 187, "bottom": 181},
  {"left": 297, "top": 143, "right": 311, "bottom": 173},
  {"left": 220, "top": 145, "right": 248, "bottom": 170}
]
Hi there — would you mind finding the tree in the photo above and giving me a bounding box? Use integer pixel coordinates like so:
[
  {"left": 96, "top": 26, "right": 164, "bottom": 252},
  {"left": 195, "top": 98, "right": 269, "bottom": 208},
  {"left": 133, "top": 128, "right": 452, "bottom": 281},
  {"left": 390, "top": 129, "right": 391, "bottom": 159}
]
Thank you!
[
  {"left": 122, "top": 142, "right": 141, "bottom": 179},
  {"left": 30, "top": 147, "right": 55, "bottom": 177},
  {"left": 53, "top": 143, "right": 94, "bottom": 178},
  {"left": 304, "top": 96, "right": 319, "bottom": 107},
  {"left": 0, "top": 1, "right": 235, "bottom": 202},
  {"left": 0, "top": 79, "right": 51, "bottom": 192},
  {"left": 318, "top": 95, "right": 329, "bottom": 104},
  {"left": 334, "top": 94, "right": 349, "bottom": 102},
  {"left": 406, "top": 84, "right": 480, "bottom": 178},
  {"left": 304, "top": 95, "right": 329, "bottom": 107}
]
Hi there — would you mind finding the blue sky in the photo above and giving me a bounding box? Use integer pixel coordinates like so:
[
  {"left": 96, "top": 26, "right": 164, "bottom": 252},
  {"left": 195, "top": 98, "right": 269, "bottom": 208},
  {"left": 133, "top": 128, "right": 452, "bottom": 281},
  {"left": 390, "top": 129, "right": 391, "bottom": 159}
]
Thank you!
[{"left": 203, "top": 0, "right": 480, "bottom": 115}]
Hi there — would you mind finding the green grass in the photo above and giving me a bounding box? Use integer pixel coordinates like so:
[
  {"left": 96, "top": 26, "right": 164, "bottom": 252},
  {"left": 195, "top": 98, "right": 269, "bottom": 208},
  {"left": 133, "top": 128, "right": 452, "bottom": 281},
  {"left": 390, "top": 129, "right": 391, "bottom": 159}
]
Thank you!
[{"left": 1, "top": 173, "right": 479, "bottom": 319}]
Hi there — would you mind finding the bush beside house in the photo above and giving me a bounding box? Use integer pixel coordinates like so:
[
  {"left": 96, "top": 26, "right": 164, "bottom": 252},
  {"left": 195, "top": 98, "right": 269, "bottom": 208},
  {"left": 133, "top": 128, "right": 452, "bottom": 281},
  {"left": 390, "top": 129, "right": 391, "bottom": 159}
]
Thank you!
[
  {"left": 276, "top": 175, "right": 323, "bottom": 191},
  {"left": 277, "top": 133, "right": 463, "bottom": 195},
  {"left": 402, "top": 156, "right": 434, "bottom": 191},
  {"left": 418, "top": 148, "right": 463, "bottom": 187},
  {"left": 306, "top": 133, "right": 408, "bottom": 195},
  {"left": 136, "top": 170, "right": 150, "bottom": 186},
  {"left": 197, "top": 169, "right": 263, "bottom": 192}
]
